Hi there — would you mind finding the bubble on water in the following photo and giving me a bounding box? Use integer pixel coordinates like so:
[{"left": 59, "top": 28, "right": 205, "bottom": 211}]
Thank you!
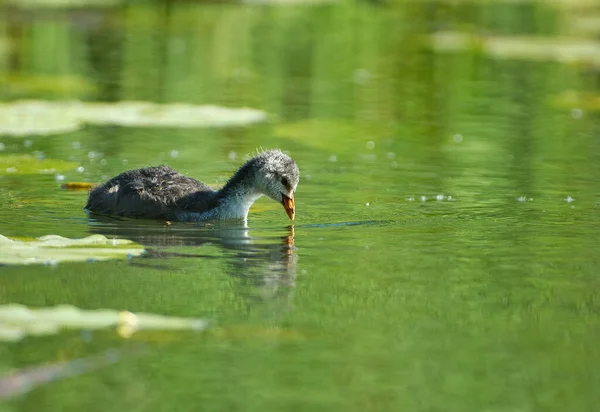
[
  {"left": 24, "top": 140, "right": 33, "bottom": 148},
  {"left": 564, "top": 196, "right": 575, "bottom": 203},
  {"left": 571, "top": 108, "right": 583, "bottom": 119},
  {"left": 122, "top": 159, "right": 128, "bottom": 165},
  {"left": 329, "top": 155, "right": 337, "bottom": 162},
  {"left": 406, "top": 196, "right": 415, "bottom": 202},
  {"left": 390, "top": 161, "right": 398, "bottom": 168},
  {"left": 6, "top": 167, "right": 16, "bottom": 173},
  {"left": 366, "top": 202, "right": 370, "bottom": 206},
  {"left": 0, "top": 142, "right": 4, "bottom": 151},
  {"left": 353, "top": 68, "right": 371, "bottom": 85},
  {"left": 71, "top": 141, "right": 81, "bottom": 150},
  {"left": 34, "top": 150, "right": 45, "bottom": 160},
  {"left": 88, "top": 151, "right": 97, "bottom": 159},
  {"left": 55, "top": 174, "right": 65, "bottom": 181},
  {"left": 305, "top": 174, "right": 311, "bottom": 180},
  {"left": 100, "top": 159, "right": 107, "bottom": 165},
  {"left": 386, "top": 152, "right": 396, "bottom": 160},
  {"left": 77, "top": 166, "right": 85, "bottom": 173},
  {"left": 366, "top": 141, "right": 375, "bottom": 150},
  {"left": 436, "top": 194, "right": 445, "bottom": 201},
  {"left": 447, "top": 196, "right": 455, "bottom": 201},
  {"left": 453, "top": 134, "right": 463, "bottom": 143},
  {"left": 420, "top": 195, "right": 427, "bottom": 202},
  {"left": 228, "top": 151, "right": 237, "bottom": 161},
  {"left": 170, "top": 149, "right": 179, "bottom": 158}
]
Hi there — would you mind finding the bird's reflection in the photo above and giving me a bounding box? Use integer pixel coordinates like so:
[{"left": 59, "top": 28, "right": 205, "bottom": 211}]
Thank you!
[{"left": 87, "top": 215, "right": 297, "bottom": 301}]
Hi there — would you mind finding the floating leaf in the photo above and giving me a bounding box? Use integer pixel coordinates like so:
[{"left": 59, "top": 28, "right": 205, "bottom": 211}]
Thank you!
[
  {"left": 0, "top": 303, "right": 209, "bottom": 342},
  {"left": 0, "top": 100, "right": 268, "bottom": 137},
  {"left": 0, "top": 234, "right": 145, "bottom": 265},
  {"left": 0, "top": 155, "right": 79, "bottom": 175},
  {"left": 0, "top": 101, "right": 81, "bottom": 136},
  {"left": 74, "top": 101, "right": 268, "bottom": 128},
  {"left": 430, "top": 31, "right": 600, "bottom": 66}
]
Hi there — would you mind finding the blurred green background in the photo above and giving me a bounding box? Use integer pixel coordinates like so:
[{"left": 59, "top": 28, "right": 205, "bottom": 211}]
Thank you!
[{"left": 1, "top": 0, "right": 600, "bottom": 411}]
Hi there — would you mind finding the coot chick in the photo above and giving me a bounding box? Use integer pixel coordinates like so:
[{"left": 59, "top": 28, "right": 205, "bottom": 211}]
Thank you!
[{"left": 85, "top": 149, "right": 299, "bottom": 222}]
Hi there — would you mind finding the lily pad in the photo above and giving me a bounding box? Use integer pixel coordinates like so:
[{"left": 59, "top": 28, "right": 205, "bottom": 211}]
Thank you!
[
  {"left": 0, "top": 303, "right": 208, "bottom": 342},
  {"left": 0, "top": 101, "right": 81, "bottom": 137},
  {"left": 0, "top": 154, "right": 79, "bottom": 175},
  {"left": 430, "top": 31, "right": 600, "bottom": 66},
  {"left": 0, "top": 234, "right": 145, "bottom": 265},
  {"left": 74, "top": 101, "right": 268, "bottom": 128},
  {"left": 0, "top": 100, "right": 268, "bottom": 137}
]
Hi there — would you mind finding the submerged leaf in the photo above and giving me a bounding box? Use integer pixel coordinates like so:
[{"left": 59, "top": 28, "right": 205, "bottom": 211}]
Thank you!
[
  {"left": 430, "top": 32, "right": 600, "bottom": 66},
  {"left": 0, "top": 303, "right": 208, "bottom": 342},
  {"left": 0, "top": 155, "right": 79, "bottom": 175},
  {"left": 0, "top": 100, "right": 268, "bottom": 136},
  {"left": 0, "top": 234, "right": 145, "bottom": 265}
]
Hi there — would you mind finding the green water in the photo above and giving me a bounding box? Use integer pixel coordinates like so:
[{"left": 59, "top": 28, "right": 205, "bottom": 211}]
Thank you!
[{"left": 2, "top": 1, "right": 600, "bottom": 410}]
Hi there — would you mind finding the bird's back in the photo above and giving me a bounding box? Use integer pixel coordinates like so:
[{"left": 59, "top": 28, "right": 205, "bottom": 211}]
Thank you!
[{"left": 86, "top": 165, "right": 218, "bottom": 219}]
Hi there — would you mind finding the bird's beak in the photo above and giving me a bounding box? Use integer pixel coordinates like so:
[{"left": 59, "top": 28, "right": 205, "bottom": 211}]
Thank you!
[{"left": 281, "top": 193, "right": 295, "bottom": 220}]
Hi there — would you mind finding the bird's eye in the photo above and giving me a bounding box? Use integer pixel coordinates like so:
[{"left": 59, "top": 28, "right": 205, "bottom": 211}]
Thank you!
[{"left": 281, "top": 177, "right": 289, "bottom": 187}]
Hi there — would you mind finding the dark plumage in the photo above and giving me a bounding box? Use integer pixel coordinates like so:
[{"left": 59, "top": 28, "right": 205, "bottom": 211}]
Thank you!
[{"left": 85, "top": 149, "right": 300, "bottom": 222}]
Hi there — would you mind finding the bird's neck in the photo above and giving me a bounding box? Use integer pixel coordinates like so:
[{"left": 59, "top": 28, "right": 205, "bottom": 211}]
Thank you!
[{"left": 214, "top": 166, "right": 262, "bottom": 220}]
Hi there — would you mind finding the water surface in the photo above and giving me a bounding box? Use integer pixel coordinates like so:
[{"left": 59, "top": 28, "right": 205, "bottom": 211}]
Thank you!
[{"left": 1, "top": 1, "right": 600, "bottom": 411}]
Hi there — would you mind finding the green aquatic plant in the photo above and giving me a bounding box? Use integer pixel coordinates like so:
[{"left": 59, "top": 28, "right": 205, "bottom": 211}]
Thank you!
[
  {"left": 0, "top": 154, "right": 79, "bottom": 175},
  {"left": 0, "top": 100, "right": 268, "bottom": 137},
  {"left": 0, "top": 101, "right": 81, "bottom": 136},
  {"left": 0, "top": 303, "right": 208, "bottom": 342},
  {"left": 430, "top": 31, "right": 600, "bottom": 65},
  {"left": 0, "top": 234, "right": 145, "bottom": 265}
]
